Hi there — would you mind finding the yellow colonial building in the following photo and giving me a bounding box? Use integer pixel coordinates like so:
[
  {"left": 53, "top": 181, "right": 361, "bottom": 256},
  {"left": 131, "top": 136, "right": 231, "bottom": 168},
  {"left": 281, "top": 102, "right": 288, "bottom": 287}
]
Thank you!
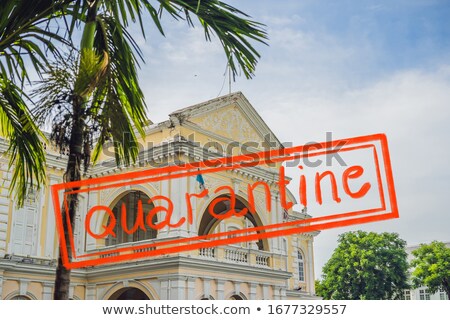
[{"left": 0, "top": 92, "right": 319, "bottom": 300}]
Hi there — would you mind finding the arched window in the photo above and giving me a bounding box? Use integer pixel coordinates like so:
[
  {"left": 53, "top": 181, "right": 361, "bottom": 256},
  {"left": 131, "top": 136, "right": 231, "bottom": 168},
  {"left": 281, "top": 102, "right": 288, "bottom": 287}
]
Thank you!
[
  {"left": 198, "top": 196, "right": 266, "bottom": 251},
  {"left": 10, "top": 295, "right": 31, "bottom": 300},
  {"left": 105, "top": 191, "right": 157, "bottom": 246},
  {"left": 227, "top": 226, "right": 239, "bottom": 239},
  {"left": 298, "top": 251, "right": 305, "bottom": 282}
]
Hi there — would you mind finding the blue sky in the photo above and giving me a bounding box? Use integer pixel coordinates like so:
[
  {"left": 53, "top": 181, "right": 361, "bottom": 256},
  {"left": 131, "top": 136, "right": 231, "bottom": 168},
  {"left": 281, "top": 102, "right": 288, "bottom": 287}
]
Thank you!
[
  {"left": 16, "top": 1, "right": 448, "bottom": 277},
  {"left": 129, "top": 0, "right": 450, "bottom": 277}
]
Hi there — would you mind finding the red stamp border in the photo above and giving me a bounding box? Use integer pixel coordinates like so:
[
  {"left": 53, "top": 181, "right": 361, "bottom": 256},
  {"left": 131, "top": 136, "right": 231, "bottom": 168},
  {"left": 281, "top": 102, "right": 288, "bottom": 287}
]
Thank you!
[{"left": 51, "top": 133, "right": 398, "bottom": 269}]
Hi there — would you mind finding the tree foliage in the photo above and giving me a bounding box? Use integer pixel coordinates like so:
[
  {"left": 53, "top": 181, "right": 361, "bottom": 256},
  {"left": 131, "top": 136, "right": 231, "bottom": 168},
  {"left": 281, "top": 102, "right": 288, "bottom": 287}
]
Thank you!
[
  {"left": 1, "top": 0, "right": 268, "bottom": 208},
  {"left": 3, "top": 0, "right": 267, "bottom": 300},
  {"left": 319, "top": 231, "right": 409, "bottom": 300},
  {"left": 410, "top": 241, "right": 450, "bottom": 299},
  {"left": 0, "top": 0, "right": 75, "bottom": 206}
]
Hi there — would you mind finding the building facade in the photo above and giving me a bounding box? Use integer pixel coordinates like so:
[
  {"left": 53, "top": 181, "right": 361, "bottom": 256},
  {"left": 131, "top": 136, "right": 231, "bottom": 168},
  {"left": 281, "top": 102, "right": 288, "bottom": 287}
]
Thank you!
[
  {"left": 402, "top": 242, "right": 449, "bottom": 300},
  {"left": 0, "top": 92, "right": 319, "bottom": 300}
]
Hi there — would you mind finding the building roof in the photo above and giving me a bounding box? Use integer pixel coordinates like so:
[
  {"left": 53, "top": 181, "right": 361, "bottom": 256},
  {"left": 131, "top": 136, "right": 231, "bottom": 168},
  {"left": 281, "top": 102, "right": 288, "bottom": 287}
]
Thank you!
[{"left": 168, "top": 92, "right": 284, "bottom": 149}]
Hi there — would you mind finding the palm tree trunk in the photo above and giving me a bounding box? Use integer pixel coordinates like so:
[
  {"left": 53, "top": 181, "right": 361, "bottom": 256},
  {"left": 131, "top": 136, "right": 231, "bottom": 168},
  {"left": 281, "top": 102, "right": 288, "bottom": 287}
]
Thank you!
[
  {"left": 53, "top": 1, "right": 98, "bottom": 300},
  {"left": 53, "top": 108, "right": 83, "bottom": 299}
]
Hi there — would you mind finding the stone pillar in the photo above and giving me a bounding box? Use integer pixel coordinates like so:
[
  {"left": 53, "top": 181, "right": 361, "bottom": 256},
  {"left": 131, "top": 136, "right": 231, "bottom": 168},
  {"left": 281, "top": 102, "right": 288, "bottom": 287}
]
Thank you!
[
  {"left": 85, "top": 190, "right": 99, "bottom": 251},
  {"left": 171, "top": 177, "right": 189, "bottom": 238},
  {"left": 270, "top": 194, "right": 281, "bottom": 254},
  {"left": 249, "top": 283, "right": 257, "bottom": 300},
  {"left": 158, "top": 180, "right": 170, "bottom": 238},
  {"left": 0, "top": 273, "right": 4, "bottom": 299},
  {"left": 307, "top": 238, "right": 315, "bottom": 295},
  {"left": 187, "top": 277, "right": 196, "bottom": 300},
  {"left": 19, "top": 280, "right": 29, "bottom": 297},
  {"left": 44, "top": 176, "right": 62, "bottom": 258},
  {"left": 42, "top": 282, "right": 53, "bottom": 300},
  {"left": 187, "top": 176, "right": 200, "bottom": 237},
  {"left": 262, "top": 284, "right": 269, "bottom": 300},
  {"left": 234, "top": 281, "right": 241, "bottom": 297},
  {"left": 160, "top": 279, "right": 169, "bottom": 300},
  {"left": 273, "top": 285, "right": 281, "bottom": 300},
  {"left": 86, "top": 284, "right": 97, "bottom": 300},
  {"left": 69, "top": 284, "right": 76, "bottom": 300},
  {"left": 0, "top": 214, "right": 7, "bottom": 257},
  {"left": 203, "top": 278, "right": 211, "bottom": 299},
  {"left": 170, "top": 276, "right": 186, "bottom": 300},
  {"left": 216, "top": 279, "right": 225, "bottom": 300},
  {"left": 0, "top": 173, "right": 10, "bottom": 257},
  {"left": 280, "top": 287, "right": 287, "bottom": 300}
]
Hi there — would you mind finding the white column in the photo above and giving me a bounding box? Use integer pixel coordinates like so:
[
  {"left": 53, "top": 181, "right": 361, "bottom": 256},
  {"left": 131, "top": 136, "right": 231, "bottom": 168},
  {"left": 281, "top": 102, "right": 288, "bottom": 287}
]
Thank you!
[
  {"left": 69, "top": 284, "right": 76, "bottom": 300},
  {"left": 86, "top": 284, "right": 97, "bottom": 300},
  {"left": 75, "top": 195, "right": 87, "bottom": 255},
  {"left": 216, "top": 279, "right": 225, "bottom": 300},
  {"left": 0, "top": 163, "right": 9, "bottom": 258},
  {"left": 0, "top": 212, "right": 6, "bottom": 257},
  {"left": 307, "top": 238, "right": 315, "bottom": 295},
  {"left": 158, "top": 180, "right": 170, "bottom": 238},
  {"left": 171, "top": 176, "right": 189, "bottom": 238},
  {"left": 160, "top": 279, "right": 169, "bottom": 300},
  {"left": 19, "top": 280, "right": 29, "bottom": 296},
  {"left": 249, "top": 283, "right": 257, "bottom": 300},
  {"left": 263, "top": 285, "right": 269, "bottom": 300},
  {"left": 203, "top": 278, "right": 211, "bottom": 299},
  {"left": 187, "top": 176, "right": 199, "bottom": 236},
  {"left": 85, "top": 190, "right": 99, "bottom": 252},
  {"left": 273, "top": 285, "right": 280, "bottom": 300},
  {"left": 280, "top": 287, "right": 287, "bottom": 300},
  {"left": 42, "top": 282, "right": 53, "bottom": 300},
  {"left": 45, "top": 176, "right": 60, "bottom": 258},
  {"left": 0, "top": 273, "right": 4, "bottom": 299},
  {"left": 234, "top": 282, "right": 241, "bottom": 297},
  {"left": 36, "top": 188, "right": 45, "bottom": 257},
  {"left": 270, "top": 194, "right": 280, "bottom": 253},
  {"left": 171, "top": 277, "right": 186, "bottom": 299},
  {"left": 187, "top": 277, "right": 196, "bottom": 300}
]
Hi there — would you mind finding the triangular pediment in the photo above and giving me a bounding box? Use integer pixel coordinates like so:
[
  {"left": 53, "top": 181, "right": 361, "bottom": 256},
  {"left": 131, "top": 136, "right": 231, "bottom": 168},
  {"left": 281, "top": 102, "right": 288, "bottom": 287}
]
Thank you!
[
  {"left": 169, "top": 92, "right": 282, "bottom": 148},
  {"left": 190, "top": 104, "right": 262, "bottom": 143}
]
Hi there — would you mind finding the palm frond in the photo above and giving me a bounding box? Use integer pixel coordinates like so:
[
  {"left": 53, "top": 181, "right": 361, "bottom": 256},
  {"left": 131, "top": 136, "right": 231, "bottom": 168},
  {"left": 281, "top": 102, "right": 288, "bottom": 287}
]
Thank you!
[
  {"left": 31, "top": 54, "right": 76, "bottom": 128},
  {"left": 91, "top": 14, "right": 148, "bottom": 166},
  {"left": 0, "top": 0, "right": 75, "bottom": 83},
  {"left": 70, "top": 0, "right": 267, "bottom": 79},
  {"left": 74, "top": 48, "right": 108, "bottom": 98},
  {"left": 0, "top": 79, "right": 47, "bottom": 207},
  {"left": 154, "top": 0, "right": 268, "bottom": 79}
]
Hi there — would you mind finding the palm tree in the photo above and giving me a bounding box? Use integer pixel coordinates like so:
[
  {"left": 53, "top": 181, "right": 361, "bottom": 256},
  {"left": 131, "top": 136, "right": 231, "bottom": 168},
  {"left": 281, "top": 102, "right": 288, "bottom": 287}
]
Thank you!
[
  {"left": 0, "top": 0, "right": 266, "bottom": 299},
  {"left": 4, "top": 0, "right": 267, "bottom": 299},
  {"left": 1, "top": 0, "right": 75, "bottom": 206}
]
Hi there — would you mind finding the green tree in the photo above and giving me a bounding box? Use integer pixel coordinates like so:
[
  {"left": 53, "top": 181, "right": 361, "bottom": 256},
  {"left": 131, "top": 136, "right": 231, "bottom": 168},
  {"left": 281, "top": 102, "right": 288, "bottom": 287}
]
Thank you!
[
  {"left": 410, "top": 241, "right": 450, "bottom": 299},
  {"left": 1, "top": 0, "right": 74, "bottom": 206},
  {"left": 2, "top": 0, "right": 267, "bottom": 299},
  {"left": 315, "top": 279, "right": 325, "bottom": 298},
  {"left": 319, "top": 231, "right": 409, "bottom": 300}
]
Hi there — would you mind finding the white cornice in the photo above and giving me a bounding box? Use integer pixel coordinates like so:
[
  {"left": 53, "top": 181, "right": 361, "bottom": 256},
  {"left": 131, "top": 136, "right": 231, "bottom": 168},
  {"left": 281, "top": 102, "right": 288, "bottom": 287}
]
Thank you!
[{"left": 84, "top": 255, "right": 292, "bottom": 281}]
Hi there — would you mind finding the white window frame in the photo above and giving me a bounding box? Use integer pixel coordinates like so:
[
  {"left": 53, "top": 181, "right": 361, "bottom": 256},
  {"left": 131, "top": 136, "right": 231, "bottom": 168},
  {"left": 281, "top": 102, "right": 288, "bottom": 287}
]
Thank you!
[{"left": 298, "top": 250, "right": 305, "bottom": 282}]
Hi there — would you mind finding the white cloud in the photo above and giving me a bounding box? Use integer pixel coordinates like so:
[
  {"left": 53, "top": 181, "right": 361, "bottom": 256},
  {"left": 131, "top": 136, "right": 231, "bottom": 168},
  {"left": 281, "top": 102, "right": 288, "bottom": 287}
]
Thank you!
[{"left": 131, "top": 1, "right": 450, "bottom": 277}]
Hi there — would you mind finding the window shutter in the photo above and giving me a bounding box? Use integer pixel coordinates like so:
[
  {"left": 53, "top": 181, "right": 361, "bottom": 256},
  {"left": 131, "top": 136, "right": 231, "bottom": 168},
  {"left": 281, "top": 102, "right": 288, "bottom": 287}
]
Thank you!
[{"left": 11, "top": 206, "right": 36, "bottom": 256}]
